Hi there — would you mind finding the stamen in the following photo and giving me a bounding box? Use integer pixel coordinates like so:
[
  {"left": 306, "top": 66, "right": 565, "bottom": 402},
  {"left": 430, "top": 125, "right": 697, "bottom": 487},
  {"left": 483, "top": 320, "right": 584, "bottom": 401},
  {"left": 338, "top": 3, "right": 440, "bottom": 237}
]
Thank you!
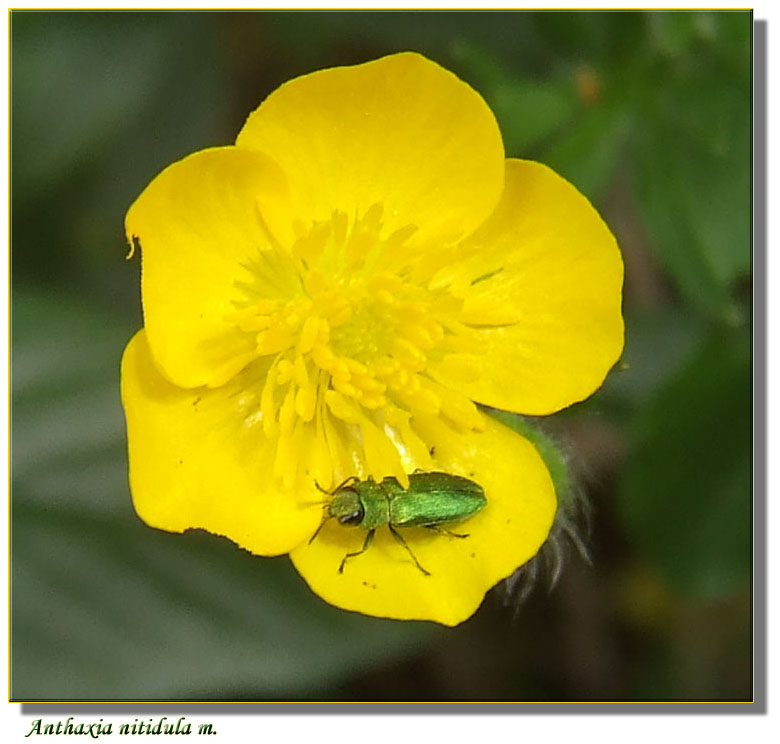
[
  {"left": 325, "top": 389, "right": 360, "bottom": 423},
  {"left": 276, "top": 359, "right": 294, "bottom": 385},
  {"left": 278, "top": 385, "right": 297, "bottom": 433},
  {"left": 227, "top": 207, "right": 492, "bottom": 490},
  {"left": 295, "top": 383, "right": 317, "bottom": 422},
  {"left": 298, "top": 316, "right": 321, "bottom": 355},
  {"left": 293, "top": 355, "right": 309, "bottom": 387},
  {"left": 392, "top": 338, "right": 426, "bottom": 368},
  {"left": 260, "top": 363, "right": 278, "bottom": 438}
]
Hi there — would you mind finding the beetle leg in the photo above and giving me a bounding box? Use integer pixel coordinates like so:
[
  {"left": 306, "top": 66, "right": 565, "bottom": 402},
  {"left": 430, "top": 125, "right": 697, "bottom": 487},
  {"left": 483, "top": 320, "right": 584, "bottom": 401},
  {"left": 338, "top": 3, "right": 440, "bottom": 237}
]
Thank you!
[
  {"left": 339, "top": 529, "right": 375, "bottom": 574},
  {"left": 388, "top": 525, "right": 431, "bottom": 576},
  {"left": 425, "top": 525, "right": 470, "bottom": 539}
]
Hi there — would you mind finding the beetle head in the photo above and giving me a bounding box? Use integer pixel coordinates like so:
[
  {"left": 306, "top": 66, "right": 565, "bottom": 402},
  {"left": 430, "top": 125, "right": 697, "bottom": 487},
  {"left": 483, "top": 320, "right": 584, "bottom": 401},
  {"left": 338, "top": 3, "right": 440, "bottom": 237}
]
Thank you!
[{"left": 329, "top": 488, "right": 364, "bottom": 527}]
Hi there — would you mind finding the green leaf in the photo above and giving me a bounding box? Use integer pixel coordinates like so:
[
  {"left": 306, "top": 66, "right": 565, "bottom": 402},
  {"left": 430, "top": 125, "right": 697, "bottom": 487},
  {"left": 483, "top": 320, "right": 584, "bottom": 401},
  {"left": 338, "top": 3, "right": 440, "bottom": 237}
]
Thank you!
[
  {"left": 633, "top": 30, "right": 751, "bottom": 321},
  {"left": 488, "top": 78, "right": 577, "bottom": 157},
  {"left": 12, "top": 13, "right": 225, "bottom": 202},
  {"left": 12, "top": 290, "right": 137, "bottom": 517},
  {"left": 531, "top": 11, "right": 647, "bottom": 66},
  {"left": 596, "top": 308, "right": 703, "bottom": 415},
  {"left": 452, "top": 39, "right": 631, "bottom": 197},
  {"left": 543, "top": 101, "right": 632, "bottom": 200},
  {"left": 11, "top": 12, "right": 229, "bottom": 292},
  {"left": 648, "top": 10, "right": 751, "bottom": 86},
  {"left": 12, "top": 289, "right": 434, "bottom": 700},
  {"left": 11, "top": 13, "right": 169, "bottom": 200},
  {"left": 451, "top": 42, "right": 577, "bottom": 156},
  {"left": 647, "top": 11, "right": 714, "bottom": 59},
  {"left": 619, "top": 327, "right": 751, "bottom": 598}
]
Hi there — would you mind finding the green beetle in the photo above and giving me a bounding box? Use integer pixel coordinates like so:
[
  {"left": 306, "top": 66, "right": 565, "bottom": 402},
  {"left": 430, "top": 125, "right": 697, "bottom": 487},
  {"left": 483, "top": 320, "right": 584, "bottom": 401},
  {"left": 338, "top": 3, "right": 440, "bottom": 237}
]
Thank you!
[{"left": 310, "top": 472, "right": 487, "bottom": 575}]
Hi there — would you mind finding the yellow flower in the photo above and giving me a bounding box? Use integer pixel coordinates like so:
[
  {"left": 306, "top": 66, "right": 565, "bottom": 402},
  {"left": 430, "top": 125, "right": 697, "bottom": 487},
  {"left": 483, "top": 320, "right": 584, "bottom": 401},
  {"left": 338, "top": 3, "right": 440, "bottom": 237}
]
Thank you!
[{"left": 121, "top": 52, "right": 623, "bottom": 626}]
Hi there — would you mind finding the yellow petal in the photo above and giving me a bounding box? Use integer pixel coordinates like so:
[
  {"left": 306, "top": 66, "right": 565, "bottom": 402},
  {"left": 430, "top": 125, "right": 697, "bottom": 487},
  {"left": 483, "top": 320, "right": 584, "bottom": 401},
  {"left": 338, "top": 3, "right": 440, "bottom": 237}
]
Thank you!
[
  {"left": 289, "top": 414, "right": 556, "bottom": 626},
  {"left": 236, "top": 52, "right": 505, "bottom": 247},
  {"left": 121, "top": 330, "right": 320, "bottom": 555},
  {"left": 126, "top": 147, "right": 293, "bottom": 389},
  {"left": 429, "top": 159, "right": 625, "bottom": 415}
]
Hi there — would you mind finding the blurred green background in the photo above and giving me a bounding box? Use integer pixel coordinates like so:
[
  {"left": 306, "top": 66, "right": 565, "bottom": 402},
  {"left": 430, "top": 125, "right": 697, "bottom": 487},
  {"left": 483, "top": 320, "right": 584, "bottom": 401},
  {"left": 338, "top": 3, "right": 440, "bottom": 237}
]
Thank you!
[{"left": 11, "top": 10, "right": 753, "bottom": 701}]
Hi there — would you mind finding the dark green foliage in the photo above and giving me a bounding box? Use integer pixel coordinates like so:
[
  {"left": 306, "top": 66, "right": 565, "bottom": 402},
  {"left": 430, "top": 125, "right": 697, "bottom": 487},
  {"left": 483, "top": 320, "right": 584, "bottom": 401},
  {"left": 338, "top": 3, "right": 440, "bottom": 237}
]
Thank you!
[{"left": 620, "top": 329, "right": 751, "bottom": 598}]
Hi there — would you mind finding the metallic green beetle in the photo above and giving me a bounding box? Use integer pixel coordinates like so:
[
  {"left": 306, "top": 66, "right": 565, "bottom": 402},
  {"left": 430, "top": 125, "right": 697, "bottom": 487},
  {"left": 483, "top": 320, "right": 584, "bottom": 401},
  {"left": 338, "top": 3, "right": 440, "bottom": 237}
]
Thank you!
[{"left": 310, "top": 472, "right": 487, "bottom": 575}]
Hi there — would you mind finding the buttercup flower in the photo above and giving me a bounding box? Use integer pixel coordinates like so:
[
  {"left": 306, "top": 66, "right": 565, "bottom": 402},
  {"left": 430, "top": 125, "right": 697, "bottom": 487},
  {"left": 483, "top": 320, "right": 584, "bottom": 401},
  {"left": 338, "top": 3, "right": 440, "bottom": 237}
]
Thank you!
[{"left": 121, "top": 52, "right": 623, "bottom": 626}]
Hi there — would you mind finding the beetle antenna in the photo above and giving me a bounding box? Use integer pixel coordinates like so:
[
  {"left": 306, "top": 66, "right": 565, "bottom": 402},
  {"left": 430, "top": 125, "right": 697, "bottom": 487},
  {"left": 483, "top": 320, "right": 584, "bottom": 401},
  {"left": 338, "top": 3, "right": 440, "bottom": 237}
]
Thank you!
[
  {"left": 316, "top": 475, "right": 361, "bottom": 496},
  {"left": 300, "top": 497, "right": 332, "bottom": 507},
  {"left": 308, "top": 515, "right": 331, "bottom": 545}
]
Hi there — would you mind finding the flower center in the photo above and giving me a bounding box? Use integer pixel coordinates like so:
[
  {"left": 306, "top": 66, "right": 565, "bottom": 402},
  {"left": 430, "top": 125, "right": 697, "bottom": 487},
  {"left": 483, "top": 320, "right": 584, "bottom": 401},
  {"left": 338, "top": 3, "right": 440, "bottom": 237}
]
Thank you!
[
  {"left": 328, "top": 293, "right": 397, "bottom": 364},
  {"left": 229, "top": 206, "right": 486, "bottom": 488}
]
